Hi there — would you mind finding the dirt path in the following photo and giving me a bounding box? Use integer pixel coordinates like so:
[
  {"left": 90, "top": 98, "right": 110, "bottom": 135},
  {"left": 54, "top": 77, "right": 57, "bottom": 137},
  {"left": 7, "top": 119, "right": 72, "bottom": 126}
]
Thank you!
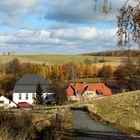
[{"left": 71, "top": 110, "right": 137, "bottom": 140}]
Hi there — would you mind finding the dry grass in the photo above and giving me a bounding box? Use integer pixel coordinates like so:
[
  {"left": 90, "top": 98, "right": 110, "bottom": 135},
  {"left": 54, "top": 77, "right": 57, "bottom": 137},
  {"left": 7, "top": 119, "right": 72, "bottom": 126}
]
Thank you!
[
  {"left": 84, "top": 91, "right": 140, "bottom": 136},
  {"left": 70, "top": 90, "right": 140, "bottom": 136},
  {"left": 0, "top": 111, "right": 32, "bottom": 140},
  {"left": 0, "top": 108, "right": 73, "bottom": 140}
]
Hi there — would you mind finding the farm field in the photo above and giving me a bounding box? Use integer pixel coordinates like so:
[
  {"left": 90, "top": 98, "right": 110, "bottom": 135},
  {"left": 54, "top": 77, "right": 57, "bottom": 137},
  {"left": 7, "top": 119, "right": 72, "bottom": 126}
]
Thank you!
[{"left": 0, "top": 54, "right": 123, "bottom": 66}]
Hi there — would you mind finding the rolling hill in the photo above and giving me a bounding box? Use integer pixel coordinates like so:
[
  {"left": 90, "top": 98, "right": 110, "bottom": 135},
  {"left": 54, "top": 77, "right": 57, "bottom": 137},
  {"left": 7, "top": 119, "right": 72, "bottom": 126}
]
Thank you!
[{"left": 0, "top": 54, "right": 123, "bottom": 66}]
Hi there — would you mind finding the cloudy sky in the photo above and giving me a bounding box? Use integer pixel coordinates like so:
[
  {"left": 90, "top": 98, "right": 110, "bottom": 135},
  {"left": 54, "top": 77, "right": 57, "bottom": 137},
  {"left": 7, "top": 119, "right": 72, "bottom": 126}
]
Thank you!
[{"left": 0, "top": 0, "right": 133, "bottom": 54}]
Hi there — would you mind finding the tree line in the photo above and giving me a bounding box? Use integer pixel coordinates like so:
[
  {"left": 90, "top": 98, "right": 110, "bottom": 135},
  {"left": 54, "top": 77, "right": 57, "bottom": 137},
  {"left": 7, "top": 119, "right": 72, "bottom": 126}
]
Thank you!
[{"left": 84, "top": 50, "right": 140, "bottom": 57}]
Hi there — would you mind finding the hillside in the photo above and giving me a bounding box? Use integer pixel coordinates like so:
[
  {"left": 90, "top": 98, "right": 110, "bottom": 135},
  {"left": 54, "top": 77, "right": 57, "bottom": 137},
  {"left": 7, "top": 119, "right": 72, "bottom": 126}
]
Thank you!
[
  {"left": 87, "top": 91, "right": 140, "bottom": 136},
  {"left": 0, "top": 54, "right": 122, "bottom": 66}
]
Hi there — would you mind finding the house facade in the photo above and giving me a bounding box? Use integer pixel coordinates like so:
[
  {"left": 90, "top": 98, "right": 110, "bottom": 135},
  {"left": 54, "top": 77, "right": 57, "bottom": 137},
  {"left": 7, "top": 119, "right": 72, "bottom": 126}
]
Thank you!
[
  {"left": 13, "top": 74, "right": 54, "bottom": 104},
  {"left": 67, "top": 83, "right": 112, "bottom": 101},
  {"left": 0, "top": 94, "right": 17, "bottom": 108}
]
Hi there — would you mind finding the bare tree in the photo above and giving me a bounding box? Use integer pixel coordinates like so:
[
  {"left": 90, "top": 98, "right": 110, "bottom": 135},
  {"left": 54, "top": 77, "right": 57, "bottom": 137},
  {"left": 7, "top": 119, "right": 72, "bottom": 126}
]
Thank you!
[
  {"left": 93, "top": 0, "right": 140, "bottom": 48},
  {"left": 117, "top": 0, "right": 140, "bottom": 47}
]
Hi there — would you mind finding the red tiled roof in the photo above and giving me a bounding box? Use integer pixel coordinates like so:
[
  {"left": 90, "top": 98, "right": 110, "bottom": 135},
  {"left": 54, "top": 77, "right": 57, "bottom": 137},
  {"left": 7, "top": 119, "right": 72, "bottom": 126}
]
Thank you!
[
  {"left": 17, "top": 102, "right": 32, "bottom": 108},
  {"left": 67, "top": 83, "right": 112, "bottom": 96}
]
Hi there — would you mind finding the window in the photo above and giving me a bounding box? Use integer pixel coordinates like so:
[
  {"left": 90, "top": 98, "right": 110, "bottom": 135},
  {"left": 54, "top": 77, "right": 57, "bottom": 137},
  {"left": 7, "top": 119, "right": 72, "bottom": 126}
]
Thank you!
[
  {"left": 26, "top": 93, "right": 28, "bottom": 100},
  {"left": 32, "top": 94, "right": 36, "bottom": 99},
  {"left": 0, "top": 101, "right": 4, "bottom": 104},
  {"left": 87, "top": 92, "right": 92, "bottom": 96},
  {"left": 9, "top": 101, "right": 11, "bottom": 104},
  {"left": 19, "top": 93, "right": 22, "bottom": 100}
]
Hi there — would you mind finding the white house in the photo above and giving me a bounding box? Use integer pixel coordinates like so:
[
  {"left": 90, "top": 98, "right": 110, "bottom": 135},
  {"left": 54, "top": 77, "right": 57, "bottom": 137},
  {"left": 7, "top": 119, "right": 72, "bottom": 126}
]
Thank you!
[
  {"left": 13, "top": 74, "right": 54, "bottom": 104},
  {"left": 0, "top": 94, "right": 17, "bottom": 108}
]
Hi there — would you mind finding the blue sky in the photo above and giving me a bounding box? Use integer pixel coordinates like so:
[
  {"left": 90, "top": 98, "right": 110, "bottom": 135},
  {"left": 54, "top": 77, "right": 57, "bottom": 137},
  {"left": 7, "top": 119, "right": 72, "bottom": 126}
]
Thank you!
[{"left": 0, "top": 0, "right": 131, "bottom": 54}]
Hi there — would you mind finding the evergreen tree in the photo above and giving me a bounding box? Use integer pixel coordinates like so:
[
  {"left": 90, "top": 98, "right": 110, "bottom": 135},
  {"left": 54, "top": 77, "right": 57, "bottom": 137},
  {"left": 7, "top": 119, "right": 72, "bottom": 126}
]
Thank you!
[{"left": 34, "top": 82, "right": 43, "bottom": 105}]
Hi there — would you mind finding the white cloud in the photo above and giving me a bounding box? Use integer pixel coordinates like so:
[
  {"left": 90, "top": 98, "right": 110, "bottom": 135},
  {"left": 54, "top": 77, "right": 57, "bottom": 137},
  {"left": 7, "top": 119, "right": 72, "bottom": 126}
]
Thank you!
[
  {"left": 0, "top": 28, "right": 118, "bottom": 54},
  {"left": 0, "top": 0, "right": 134, "bottom": 54},
  {"left": 50, "top": 28, "right": 116, "bottom": 41}
]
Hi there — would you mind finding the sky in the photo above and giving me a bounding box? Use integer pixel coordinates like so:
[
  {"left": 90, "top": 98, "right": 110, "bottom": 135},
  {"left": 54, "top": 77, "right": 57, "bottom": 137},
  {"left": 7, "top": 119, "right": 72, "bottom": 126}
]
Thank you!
[{"left": 0, "top": 0, "right": 135, "bottom": 54}]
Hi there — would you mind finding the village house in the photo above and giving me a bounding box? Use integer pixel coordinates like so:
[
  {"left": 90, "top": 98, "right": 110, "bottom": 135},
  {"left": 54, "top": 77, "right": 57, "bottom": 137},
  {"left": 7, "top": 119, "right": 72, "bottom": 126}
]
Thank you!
[
  {"left": 105, "top": 80, "right": 130, "bottom": 94},
  {"left": 0, "top": 94, "right": 17, "bottom": 108},
  {"left": 13, "top": 74, "right": 54, "bottom": 105},
  {"left": 66, "top": 83, "right": 112, "bottom": 101}
]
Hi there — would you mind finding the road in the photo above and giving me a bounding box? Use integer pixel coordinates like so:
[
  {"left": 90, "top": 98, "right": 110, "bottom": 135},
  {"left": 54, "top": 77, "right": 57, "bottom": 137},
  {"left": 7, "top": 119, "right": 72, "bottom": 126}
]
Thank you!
[{"left": 71, "top": 110, "right": 137, "bottom": 140}]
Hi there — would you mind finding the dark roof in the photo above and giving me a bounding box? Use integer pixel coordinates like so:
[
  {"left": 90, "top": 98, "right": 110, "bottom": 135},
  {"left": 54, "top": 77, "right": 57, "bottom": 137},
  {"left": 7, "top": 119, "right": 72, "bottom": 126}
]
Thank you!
[
  {"left": 13, "top": 85, "right": 53, "bottom": 93},
  {"left": 16, "top": 74, "right": 48, "bottom": 85},
  {"left": 13, "top": 74, "right": 53, "bottom": 93}
]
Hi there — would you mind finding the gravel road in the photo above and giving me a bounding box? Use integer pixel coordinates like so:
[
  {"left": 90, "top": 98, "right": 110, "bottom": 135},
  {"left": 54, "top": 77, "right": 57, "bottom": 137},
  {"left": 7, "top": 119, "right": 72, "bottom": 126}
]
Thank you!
[{"left": 71, "top": 110, "right": 137, "bottom": 140}]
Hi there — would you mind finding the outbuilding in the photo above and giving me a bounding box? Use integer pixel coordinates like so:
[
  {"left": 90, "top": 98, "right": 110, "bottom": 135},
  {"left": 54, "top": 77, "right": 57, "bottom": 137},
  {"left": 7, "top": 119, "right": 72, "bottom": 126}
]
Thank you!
[{"left": 0, "top": 94, "right": 17, "bottom": 108}]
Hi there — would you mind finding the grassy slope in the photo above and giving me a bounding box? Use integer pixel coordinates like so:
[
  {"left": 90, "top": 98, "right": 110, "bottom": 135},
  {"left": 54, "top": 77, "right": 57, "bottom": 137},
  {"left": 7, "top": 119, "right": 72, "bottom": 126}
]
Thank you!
[
  {"left": 0, "top": 54, "right": 122, "bottom": 66},
  {"left": 87, "top": 91, "right": 140, "bottom": 135}
]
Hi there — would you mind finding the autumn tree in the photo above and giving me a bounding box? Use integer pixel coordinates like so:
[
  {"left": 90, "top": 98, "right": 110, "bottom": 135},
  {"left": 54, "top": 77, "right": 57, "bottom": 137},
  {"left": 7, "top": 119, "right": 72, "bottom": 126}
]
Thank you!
[
  {"left": 100, "top": 64, "right": 114, "bottom": 79},
  {"left": 51, "top": 81, "right": 68, "bottom": 105},
  {"left": 7, "top": 58, "right": 21, "bottom": 74},
  {"left": 0, "top": 74, "right": 19, "bottom": 93},
  {"left": 91, "top": 65, "right": 99, "bottom": 77},
  {"left": 114, "top": 65, "right": 126, "bottom": 80},
  {"left": 84, "top": 64, "right": 98, "bottom": 78},
  {"left": 61, "top": 62, "right": 79, "bottom": 82},
  {"left": 21, "top": 62, "right": 41, "bottom": 75},
  {"left": 121, "top": 57, "right": 137, "bottom": 77},
  {"left": 84, "top": 64, "right": 91, "bottom": 78},
  {"left": 49, "top": 65, "right": 61, "bottom": 80},
  {"left": 78, "top": 63, "right": 85, "bottom": 78}
]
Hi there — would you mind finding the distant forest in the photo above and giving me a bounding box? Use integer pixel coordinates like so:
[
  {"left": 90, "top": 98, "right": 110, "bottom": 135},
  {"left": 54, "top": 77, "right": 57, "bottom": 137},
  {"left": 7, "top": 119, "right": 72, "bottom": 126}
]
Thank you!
[{"left": 84, "top": 50, "right": 140, "bottom": 57}]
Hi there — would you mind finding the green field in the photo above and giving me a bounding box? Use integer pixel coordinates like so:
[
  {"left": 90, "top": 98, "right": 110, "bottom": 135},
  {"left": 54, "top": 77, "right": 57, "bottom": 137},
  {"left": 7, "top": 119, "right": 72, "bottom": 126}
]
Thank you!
[{"left": 0, "top": 54, "right": 123, "bottom": 66}]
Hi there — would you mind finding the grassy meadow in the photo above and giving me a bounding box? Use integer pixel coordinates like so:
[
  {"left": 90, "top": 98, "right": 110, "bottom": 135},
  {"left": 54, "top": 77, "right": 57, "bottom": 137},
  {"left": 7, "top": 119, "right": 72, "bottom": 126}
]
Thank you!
[
  {"left": 71, "top": 90, "right": 140, "bottom": 136},
  {"left": 0, "top": 54, "right": 123, "bottom": 66}
]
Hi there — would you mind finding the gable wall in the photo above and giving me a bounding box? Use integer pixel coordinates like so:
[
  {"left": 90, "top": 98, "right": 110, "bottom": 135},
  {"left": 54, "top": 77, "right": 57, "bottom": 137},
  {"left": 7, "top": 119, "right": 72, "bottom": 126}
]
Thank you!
[
  {"left": 0, "top": 96, "right": 17, "bottom": 108},
  {"left": 82, "top": 91, "right": 98, "bottom": 97},
  {"left": 13, "top": 93, "right": 36, "bottom": 104}
]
